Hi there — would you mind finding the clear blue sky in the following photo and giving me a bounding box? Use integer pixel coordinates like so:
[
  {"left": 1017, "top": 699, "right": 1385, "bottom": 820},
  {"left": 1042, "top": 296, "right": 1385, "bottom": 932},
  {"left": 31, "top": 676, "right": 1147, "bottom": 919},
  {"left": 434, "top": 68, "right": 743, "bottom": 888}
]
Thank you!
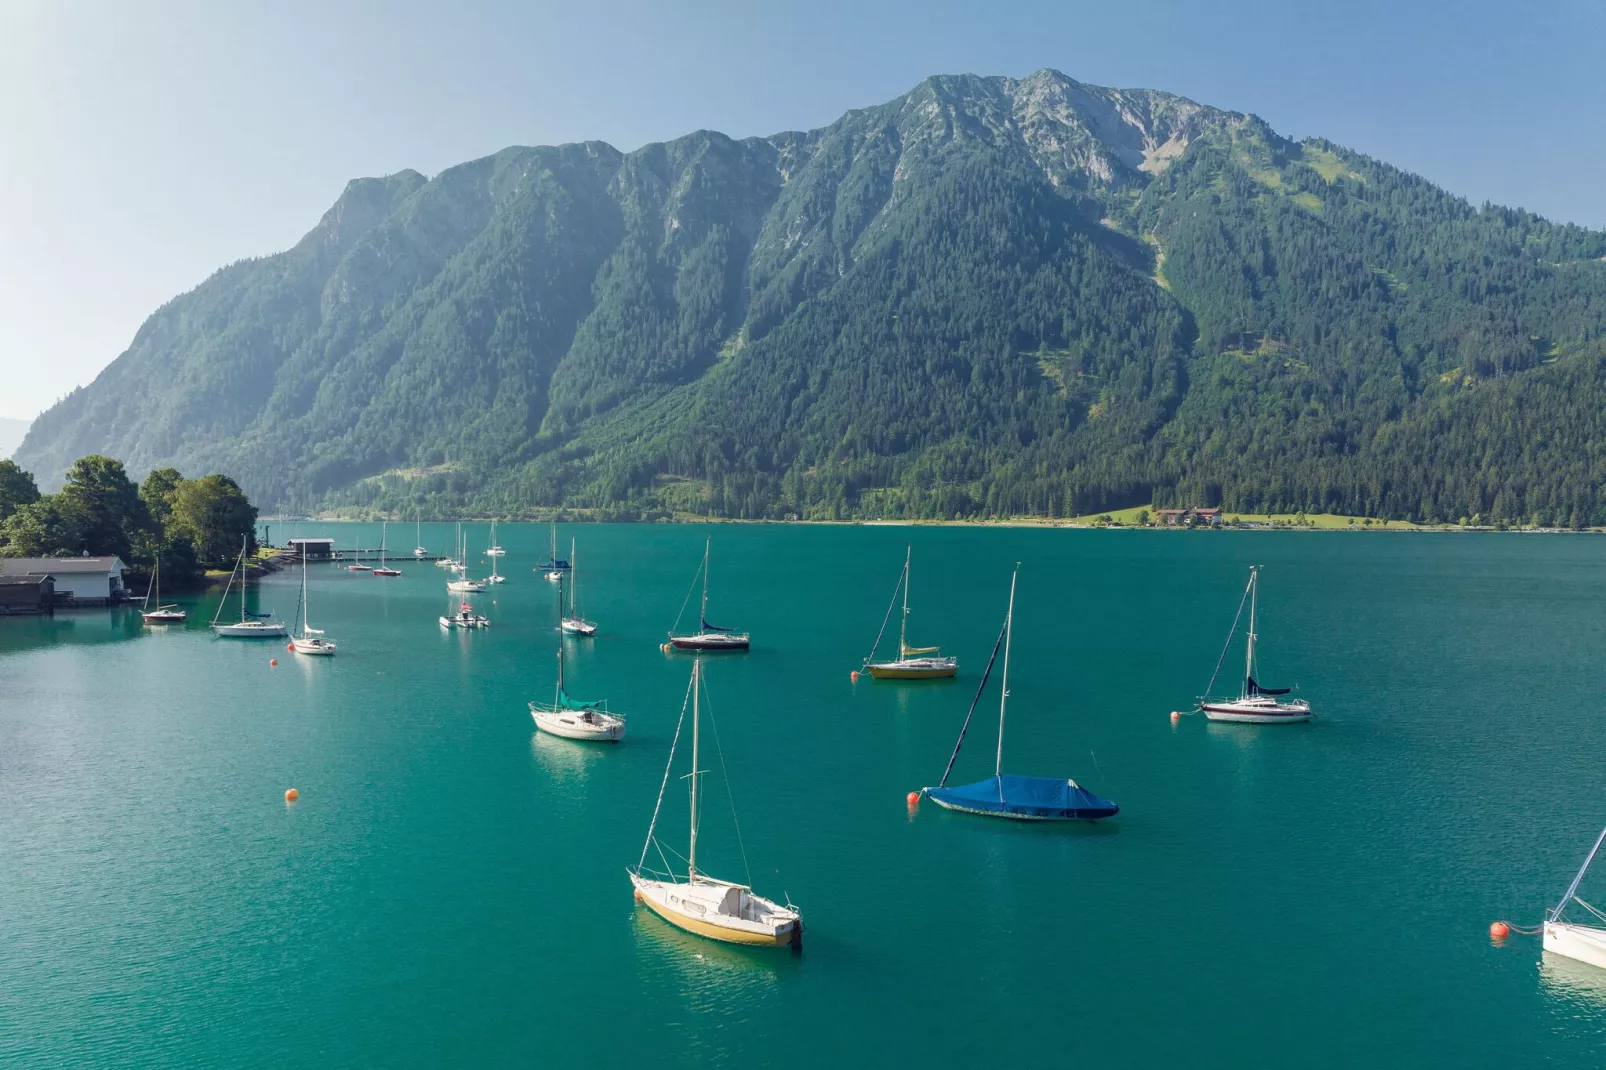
[{"left": 2, "top": 0, "right": 1601, "bottom": 419}]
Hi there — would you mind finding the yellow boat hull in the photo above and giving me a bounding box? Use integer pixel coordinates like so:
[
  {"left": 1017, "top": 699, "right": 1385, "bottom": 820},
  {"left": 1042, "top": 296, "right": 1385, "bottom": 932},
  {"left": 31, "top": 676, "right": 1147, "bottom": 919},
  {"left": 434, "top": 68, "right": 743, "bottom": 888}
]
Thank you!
[
  {"left": 865, "top": 663, "right": 957, "bottom": 679},
  {"left": 636, "top": 895, "right": 794, "bottom": 947}
]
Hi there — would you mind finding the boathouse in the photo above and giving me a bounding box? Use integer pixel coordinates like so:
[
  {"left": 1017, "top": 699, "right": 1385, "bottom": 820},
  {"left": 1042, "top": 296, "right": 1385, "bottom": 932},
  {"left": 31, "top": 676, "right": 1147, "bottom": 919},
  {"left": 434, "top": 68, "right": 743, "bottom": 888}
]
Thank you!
[
  {"left": 286, "top": 538, "right": 336, "bottom": 560},
  {"left": 0, "top": 556, "right": 126, "bottom": 605},
  {"left": 0, "top": 574, "right": 55, "bottom": 615},
  {"left": 1154, "top": 507, "right": 1222, "bottom": 527}
]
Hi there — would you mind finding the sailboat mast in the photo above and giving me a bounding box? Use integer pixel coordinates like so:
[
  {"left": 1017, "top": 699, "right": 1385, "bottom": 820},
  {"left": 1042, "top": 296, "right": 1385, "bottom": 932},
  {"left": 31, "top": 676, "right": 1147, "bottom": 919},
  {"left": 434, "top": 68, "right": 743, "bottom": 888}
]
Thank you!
[
  {"left": 301, "top": 546, "right": 310, "bottom": 636},
  {"left": 570, "top": 538, "right": 577, "bottom": 616},
  {"left": 1245, "top": 566, "right": 1259, "bottom": 697},
  {"left": 700, "top": 537, "right": 710, "bottom": 627},
  {"left": 996, "top": 566, "right": 1019, "bottom": 778},
  {"left": 899, "top": 545, "right": 911, "bottom": 654},
  {"left": 689, "top": 661, "right": 700, "bottom": 881},
  {"left": 554, "top": 646, "right": 563, "bottom": 708},
  {"left": 239, "top": 536, "right": 248, "bottom": 623}
]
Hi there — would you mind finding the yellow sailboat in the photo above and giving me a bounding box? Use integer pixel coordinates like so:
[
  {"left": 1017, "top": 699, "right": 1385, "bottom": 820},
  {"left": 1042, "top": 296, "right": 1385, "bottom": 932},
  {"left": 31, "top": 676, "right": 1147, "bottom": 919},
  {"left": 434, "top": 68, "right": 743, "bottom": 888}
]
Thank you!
[
  {"left": 628, "top": 661, "right": 802, "bottom": 949},
  {"left": 861, "top": 546, "right": 957, "bottom": 679}
]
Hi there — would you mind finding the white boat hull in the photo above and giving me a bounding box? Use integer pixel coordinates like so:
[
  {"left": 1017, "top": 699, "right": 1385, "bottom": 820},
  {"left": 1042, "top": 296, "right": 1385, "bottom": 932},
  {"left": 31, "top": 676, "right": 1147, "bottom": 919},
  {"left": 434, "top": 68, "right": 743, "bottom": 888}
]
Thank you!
[
  {"left": 446, "top": 582, "right": 485, "bottom": 593},
  {"left": 530, "top": 704, "right": 624, "bottom": 741},
  {"left": 1202, "top": 698, "right": 1313, "bottom": 724},
  {"left": 669, "top": 632, "right": 750, "bottom": 651},
  {"left": 291, "top": 636, "right": 337, "bottom": 656},
  {"left": 212, "top": 621, "right": 288, "bottom": 638},
  {"left": 629, "top": 872, "right": 800, "bottom": 947},
  {"left": 1546, "top": 923, "right": 1606, "bottom": 971},
  {"left": 439, "top": 615, "right": 490, "bottom": 629},
  {"left": 142, "top": 610, "right": 187, "bottom": 624},
  {"left": 561, "top": 618, "right": 598, "bottom": 636}
]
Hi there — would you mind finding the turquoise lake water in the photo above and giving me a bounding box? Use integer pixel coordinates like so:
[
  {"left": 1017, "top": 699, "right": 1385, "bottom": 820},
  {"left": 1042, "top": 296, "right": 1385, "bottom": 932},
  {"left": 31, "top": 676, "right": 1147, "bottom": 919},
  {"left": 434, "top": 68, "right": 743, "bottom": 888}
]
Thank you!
[{"left": 3, "top": 524, "right": 1606, "bottom": 1066}]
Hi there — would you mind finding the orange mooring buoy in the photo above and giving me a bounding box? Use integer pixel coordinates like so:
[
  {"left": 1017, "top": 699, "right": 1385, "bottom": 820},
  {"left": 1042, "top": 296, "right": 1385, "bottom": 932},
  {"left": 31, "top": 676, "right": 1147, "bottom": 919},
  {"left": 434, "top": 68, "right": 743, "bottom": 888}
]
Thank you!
[
  {"left": 270, "top": 658, "right": 278, "bottom": 667},
  {"left": 1170, "top": 710, "right": 1181, "bottom": 724},
  {"left": 906, "top": 791, "right": 920, "bottom": 807},
  {"left": 286, "top": 643, "right": 294, "bottom": 652},
  {"left": 285, "top": 788, "right": 299, "bottom": 802},
  {"left": 1490, "top": 920, "right": 1511, "bottom": 940},
  {"left": 851, "top": 670, "right": 860, "bottom": 682}
]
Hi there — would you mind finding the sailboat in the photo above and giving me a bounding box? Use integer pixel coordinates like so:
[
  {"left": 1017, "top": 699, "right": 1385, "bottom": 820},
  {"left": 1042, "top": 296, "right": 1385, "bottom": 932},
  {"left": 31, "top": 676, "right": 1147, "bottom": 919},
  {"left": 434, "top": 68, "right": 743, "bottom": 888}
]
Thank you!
[
  {"left": 1195, "top": 566, "right": 1313, "bottom": 724},
  {"left": 140, "top": 555, "right": 187, "bottom": 624},
  {"left": 560, "top": 539, "right": 596, "bottom": 635},
  {"left": 447, "top": 524, "right": 486, "bottom": 593},
  {"left": 628, "top": 661, "right": 801, "bottom": 947},
  {"left": 290, "top": 547, "right": 337, "bottom": 655},
  {"left": 861, "top": 546, "right": 956, "bottom": 679},
  {"left": 373, "top": 520, "right": 401, "bottom": 576},
  {"left": 1545, "top": 825, "right": 1606, "bottom": 970},
  {"left": 210, "top": 537, "right": 288, "bottom": 637},
  {"left": 486, "top": 523, "right": 506, "bottom": 585},
  {"left": 413, "top": 514, "right": 427, "bottom": 559},
  {"left": 530, "top": 641, "right": 623, "bottom": 740},
  {"left": 919, "top": 566, "right": 1118, "bottom": 821},
  {"left": 667, "top": 538, "right": 748, "bottom": 651},
  {"left": 344, "top": 528, "right": 371, "bottom": 571},
  {"left": 538, "top": 521, "right": 569, "bottom": 580},
  {"left": 439, "top": 600, "right": 490, "bottom": 629}
]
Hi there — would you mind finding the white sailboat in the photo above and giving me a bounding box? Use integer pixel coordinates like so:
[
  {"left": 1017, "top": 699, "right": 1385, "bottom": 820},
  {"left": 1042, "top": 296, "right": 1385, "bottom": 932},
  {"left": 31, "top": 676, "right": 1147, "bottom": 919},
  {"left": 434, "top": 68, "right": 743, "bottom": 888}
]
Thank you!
[
  {"left": 560, "top": 539, "right": 596, "bottom": 635},
  {"left": 344, "top": 529, "right": 370, "bottom": 571},
  {"left": 140, "top": 555, "right": 187, "bottom": 624},
  {"left": 861, "top": 545, "right": 956, "bottom": 679},
  {"left": 539, "top": 521, "right": 568, "bottom": 581},
  {"left": 530, "top": 642, "right": 623, "bottom": 740},
  {"left": 413, "top": 514, "right": 427, "bottom": 559},
  {"left": 666, "top": 537, "right": 748, "bottom": 651},
  {"left": 1545, "top": 825, "right": 1606, "bottom": 970},
  {"left": 374, "top": 520, "right": 401, "bottom": 576},
  {"left": 486, "top": 522, "right": 506, "bottom": 584},
  {"left": 1196, "top": 566, "right": 1313, "bottom": 724},
  {"left": 628, "top": 661, "right": 801, "bottom": 947},
  {"left": 290, "top": 547, "right": 337, "bottom": 655},
  {"left": 210, "top": 537, "right": 288, "bottom": 638},
  {"left": 447, "top": 524, "right": 485, "bottom": 593}
]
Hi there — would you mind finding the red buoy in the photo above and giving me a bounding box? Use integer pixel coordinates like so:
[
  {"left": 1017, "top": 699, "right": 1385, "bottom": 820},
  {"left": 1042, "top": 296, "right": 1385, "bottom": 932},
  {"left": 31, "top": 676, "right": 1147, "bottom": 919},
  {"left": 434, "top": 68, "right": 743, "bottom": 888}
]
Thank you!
[
  {"left": 1490, "top": 921, "right": 1511, "bottom": 940},
  {"left": 270, "top": 658, "right": 278, "bottom": 667},
  {"left": 1170, "top": 710, "right": 1181, "bottom": 724},
  {"left": 850, "top": 670, "right": 860, "bottom": 682},
  {"left": 284, "top": 788, "right": 299, "bottom": 802},
  {"left": 286, "top": 643, "right": 294, "bottom": 652},
  {"left": 906, "top": 791, "right": 920, "bottom": 807}
]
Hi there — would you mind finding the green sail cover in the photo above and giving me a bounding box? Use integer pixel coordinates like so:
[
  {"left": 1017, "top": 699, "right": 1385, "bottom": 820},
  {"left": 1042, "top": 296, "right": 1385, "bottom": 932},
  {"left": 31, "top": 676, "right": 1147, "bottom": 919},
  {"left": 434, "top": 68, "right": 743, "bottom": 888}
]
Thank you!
[{"left": 559, "top": 687, "right": 604, "bottom": 711}]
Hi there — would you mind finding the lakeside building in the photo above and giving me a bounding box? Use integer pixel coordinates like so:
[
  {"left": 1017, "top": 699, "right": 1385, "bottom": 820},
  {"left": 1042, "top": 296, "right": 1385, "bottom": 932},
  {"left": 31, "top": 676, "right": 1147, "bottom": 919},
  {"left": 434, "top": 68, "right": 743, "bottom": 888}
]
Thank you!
[
  {"left": 0, "top": 556, "right": 127, "bottom": 606},
  {"left": 286, "top": 538, "right": 335, "bottom": 560},
  {"left": 1154, "top": 507, "right": 1222, "bottom": 527},
  {"left": 0, "top": 575, "right": 55, "bottom": 615}
]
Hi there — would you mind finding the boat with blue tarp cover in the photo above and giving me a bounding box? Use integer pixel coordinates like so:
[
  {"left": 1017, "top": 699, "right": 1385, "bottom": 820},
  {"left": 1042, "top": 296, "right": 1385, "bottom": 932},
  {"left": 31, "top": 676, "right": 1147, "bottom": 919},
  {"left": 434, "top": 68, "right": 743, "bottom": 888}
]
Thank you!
[{"left": 919, "top": 564, "right": 1117, "bottom": 823}]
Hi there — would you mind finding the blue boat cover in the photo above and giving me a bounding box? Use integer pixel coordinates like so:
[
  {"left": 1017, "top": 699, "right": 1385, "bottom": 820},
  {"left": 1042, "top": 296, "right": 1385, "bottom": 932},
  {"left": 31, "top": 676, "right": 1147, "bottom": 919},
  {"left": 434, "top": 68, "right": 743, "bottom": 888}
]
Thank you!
[{"left": 926, "top": 774, "right": 1118, "bottom": 820}]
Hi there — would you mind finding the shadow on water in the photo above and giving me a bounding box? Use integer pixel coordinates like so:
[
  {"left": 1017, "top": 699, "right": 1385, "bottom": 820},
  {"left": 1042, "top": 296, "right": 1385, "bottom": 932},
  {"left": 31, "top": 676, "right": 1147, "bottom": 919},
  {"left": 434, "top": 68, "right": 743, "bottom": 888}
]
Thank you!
[
  {"left": 1540, "top": 952, "right": 1606, "bottom": 1009},
  {"left": 0, "top": 607, "right": 148, "bottom": 654}
]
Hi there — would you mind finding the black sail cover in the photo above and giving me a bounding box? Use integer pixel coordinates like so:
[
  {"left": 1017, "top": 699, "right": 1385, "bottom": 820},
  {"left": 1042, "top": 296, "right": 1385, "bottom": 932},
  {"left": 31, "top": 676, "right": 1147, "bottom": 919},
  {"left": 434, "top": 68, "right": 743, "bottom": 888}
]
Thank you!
[{"left": 1246, "top": 675, "right": 1291, "bottom": 696}]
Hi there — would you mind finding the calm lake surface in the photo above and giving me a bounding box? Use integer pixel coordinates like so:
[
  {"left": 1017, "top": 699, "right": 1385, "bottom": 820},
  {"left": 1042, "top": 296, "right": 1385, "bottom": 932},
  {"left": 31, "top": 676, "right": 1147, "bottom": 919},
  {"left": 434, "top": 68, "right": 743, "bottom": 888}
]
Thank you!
[{"left": 4, "top": 524, "right": 1606, "bottom": 1066}]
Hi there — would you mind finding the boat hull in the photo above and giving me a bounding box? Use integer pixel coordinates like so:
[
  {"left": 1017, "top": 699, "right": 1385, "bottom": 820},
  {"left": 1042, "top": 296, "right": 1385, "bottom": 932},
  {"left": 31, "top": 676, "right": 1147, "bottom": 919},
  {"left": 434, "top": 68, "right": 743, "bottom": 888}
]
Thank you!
[
  {"left": 439, "top": 616, "right": 489, "bottom": 629},
  {"left": 561, "top": 618, "right": 598, "bottom": 636},
  {"left": 142, "top": 611, "right": 187, "bottom": 624},
  {"left": 530, "top": 704, "right": 624, "bottom": 741},
  {"left": 212, "top": 622, "right": 288, "bottom": 638},
  {"left": 373, "top": 568, "right": 401, "bottom": 577},
  {"left": 1545, "top": 923, "right": 1606, "bottom": 971},
  {"left": 866, "top": 658, "right": 957, "bottom": 679},
  {"left": 1202, "top": 701, "right": 1314, "bottom": 724},
  {"left": 669, "top": 633, "right": 750, "bottom": 651},
  {"left": 629, "top": 874, "right": 798, "bottom": 947},
  {"left": 923, "top": 774, "right": 1119, "bottom": 821},
  {"left": 924, "top": 793, "right": 1117, "bottom": 821},
  {"left": 291, "top": 637, "right": 337, "bottom": 656}
]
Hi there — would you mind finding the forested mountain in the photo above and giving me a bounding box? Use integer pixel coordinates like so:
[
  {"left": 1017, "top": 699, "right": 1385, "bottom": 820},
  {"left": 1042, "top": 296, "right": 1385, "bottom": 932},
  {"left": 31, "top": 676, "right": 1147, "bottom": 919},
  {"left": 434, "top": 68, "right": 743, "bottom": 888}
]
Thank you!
[{"left": 17, "top": 70, "right": 1606, "bottom": 523}]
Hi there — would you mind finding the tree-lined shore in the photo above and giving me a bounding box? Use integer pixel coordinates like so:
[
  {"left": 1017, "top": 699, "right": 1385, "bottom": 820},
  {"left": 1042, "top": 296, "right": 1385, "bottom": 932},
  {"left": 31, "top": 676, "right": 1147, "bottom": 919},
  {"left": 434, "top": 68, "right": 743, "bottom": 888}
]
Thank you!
[{"left": 0, "top": 456, "right": 259, "bottom": 589}]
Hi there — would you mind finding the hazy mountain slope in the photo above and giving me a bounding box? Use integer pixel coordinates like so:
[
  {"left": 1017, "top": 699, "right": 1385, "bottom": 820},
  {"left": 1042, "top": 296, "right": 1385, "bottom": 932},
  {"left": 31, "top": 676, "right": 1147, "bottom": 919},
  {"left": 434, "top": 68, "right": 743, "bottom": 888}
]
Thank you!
[{"left": 17, "top": 69, "right": 1606, "bottom": 523}]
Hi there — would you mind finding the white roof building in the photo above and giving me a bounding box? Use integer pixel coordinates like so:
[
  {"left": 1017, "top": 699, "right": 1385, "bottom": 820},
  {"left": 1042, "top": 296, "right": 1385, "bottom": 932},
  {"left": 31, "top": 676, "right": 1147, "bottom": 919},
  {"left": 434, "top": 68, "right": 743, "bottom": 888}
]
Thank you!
[{"left": 0, "top": 556, "right": 127, "bottom": 604}]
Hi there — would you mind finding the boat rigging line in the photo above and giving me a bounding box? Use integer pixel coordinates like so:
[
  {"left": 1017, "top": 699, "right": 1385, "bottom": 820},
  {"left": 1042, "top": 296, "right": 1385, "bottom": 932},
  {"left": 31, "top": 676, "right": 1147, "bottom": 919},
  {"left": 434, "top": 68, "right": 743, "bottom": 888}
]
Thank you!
[{"left": 936, "top": 612, "right": 1009, "bottom": 789}]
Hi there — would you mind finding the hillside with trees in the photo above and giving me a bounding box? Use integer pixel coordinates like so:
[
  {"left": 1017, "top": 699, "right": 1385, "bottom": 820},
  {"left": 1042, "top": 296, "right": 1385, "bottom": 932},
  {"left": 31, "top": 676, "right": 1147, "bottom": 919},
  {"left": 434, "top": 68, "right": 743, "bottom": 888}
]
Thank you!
[{"left": 15, "top": 70, "right": 1606, "bottom": 524}]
